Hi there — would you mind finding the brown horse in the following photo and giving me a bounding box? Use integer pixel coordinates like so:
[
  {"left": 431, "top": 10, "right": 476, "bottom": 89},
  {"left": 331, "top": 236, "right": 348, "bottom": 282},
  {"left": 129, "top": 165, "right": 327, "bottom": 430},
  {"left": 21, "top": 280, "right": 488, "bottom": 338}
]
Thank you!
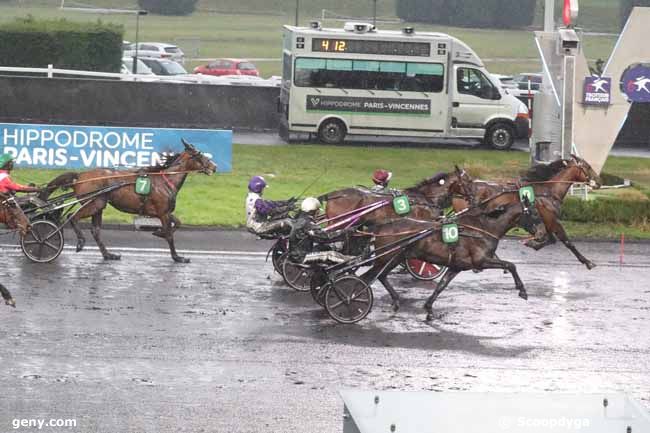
[
  {"left": 0, "top": 194, "right": 31, "bottom": 308},
  {"left": 39, "top": 140, "right": 217, "bottom": 263},
  {"left": 321, "top": 170, "right": 473, "bottom": 224},
  {"left": 451, "top": 155, "right": 601, "bottom": 269},
  {"left": 362, "top": 199, "right": 545, "bottom": 320},
  {"left": 0, "top": 194, "right": 31, "bottom": 239}
]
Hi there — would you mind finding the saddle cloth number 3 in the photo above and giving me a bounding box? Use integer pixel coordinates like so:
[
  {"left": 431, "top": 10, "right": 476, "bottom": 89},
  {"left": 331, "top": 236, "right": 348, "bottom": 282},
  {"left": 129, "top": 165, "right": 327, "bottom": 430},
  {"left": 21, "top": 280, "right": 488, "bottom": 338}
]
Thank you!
[
  {"left": 442, "top": 224, "right": 459, "bottom": 244},
  {"left": 393, "top": 196, "right": 410, "bottom": 215},
  {"left": 135, "top": 176, "right": 152, "bottom": 195}
]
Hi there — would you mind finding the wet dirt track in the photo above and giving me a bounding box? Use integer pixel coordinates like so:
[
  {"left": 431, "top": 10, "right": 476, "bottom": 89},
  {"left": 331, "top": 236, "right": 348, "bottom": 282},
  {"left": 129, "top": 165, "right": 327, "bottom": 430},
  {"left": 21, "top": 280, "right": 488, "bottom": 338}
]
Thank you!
[{"left": 1, "top": 229, "right": 649, "bottom": 433}]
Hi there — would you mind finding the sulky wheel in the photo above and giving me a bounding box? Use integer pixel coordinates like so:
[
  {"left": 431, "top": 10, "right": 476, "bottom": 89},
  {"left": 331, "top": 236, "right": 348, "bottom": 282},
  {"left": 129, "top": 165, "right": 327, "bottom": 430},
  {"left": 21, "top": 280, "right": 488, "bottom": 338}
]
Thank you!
[
  {"left": 21, "top": 219, "right": 64, "bottom": 263},
  {"left": 281, "top": 256, "right": 314, "bottom": 292},
  {"left": 324, "top": 275, "right": 373, "bottom": 324},
  {"left": 310, "top": 268, "right": 330, "bottom": 307},
  {"left": 404, "top": 258, "right": 446, "bottom": 281},
  {"left": 271, "top": 241, "right": 287, "bottom": 275}
]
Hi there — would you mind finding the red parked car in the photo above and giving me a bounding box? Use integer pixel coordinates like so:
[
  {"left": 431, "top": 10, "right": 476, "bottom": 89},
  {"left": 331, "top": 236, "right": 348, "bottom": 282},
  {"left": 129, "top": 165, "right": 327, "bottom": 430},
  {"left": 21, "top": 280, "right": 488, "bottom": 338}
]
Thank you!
[{"left": 193, "top": 59, "right": 259, "bottom": 77}]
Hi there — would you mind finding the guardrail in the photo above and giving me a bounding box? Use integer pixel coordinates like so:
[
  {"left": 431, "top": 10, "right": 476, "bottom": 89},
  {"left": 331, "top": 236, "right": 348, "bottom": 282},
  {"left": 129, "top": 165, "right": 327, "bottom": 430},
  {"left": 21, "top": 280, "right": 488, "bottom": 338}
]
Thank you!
[{"left": 0, "top": 65, "right": 278, "bottom": 86}]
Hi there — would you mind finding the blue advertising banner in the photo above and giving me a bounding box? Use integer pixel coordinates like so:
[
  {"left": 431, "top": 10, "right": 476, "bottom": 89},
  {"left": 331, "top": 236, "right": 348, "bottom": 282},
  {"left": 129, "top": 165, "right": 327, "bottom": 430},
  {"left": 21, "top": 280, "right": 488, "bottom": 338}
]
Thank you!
[
  {"left": 0, "top": 123, "right": 232, "bottom": 172},
  {"left": 621, "top": 64, "right": 650, "bottom": 103}
]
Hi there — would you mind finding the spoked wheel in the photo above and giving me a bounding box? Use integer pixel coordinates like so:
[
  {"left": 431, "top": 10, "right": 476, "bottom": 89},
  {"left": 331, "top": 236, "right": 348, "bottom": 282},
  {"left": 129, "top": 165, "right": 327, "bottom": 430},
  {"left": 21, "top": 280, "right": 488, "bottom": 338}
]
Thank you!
[
  {"left": 310, "top": 268, "right": 330, "bottom": 307},
  {"left": 271, "top": 241, "right": 287, "bottom": 275},
  {"left": 281, "top": 256, "right": 314, "bottom": 292},
  {"left": 404, "top": 258, "right": 446, "bottom": 281},
  {"left": 324, "top": 275, "right": 373, "bottom": 324},
  {"left": 21, "top": 219, "right": 64, "bottom": 263}
]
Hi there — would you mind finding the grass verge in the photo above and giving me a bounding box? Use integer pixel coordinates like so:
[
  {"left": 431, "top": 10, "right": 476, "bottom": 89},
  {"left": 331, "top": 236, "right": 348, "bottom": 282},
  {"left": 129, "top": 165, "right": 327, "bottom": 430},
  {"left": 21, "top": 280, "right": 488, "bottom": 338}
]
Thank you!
[{"left": 9, "top": 143, "right": 650, "bottom": 240}]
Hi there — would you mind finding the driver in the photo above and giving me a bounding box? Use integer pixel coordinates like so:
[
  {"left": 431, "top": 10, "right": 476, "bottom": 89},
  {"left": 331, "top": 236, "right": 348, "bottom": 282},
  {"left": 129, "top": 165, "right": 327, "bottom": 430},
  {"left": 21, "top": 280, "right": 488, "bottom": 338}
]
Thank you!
[
  {"left": 370, "top": 169, "right": 393, "bottom": 193},
  {"left": 0, "top": 154, "right": 40, "bottom": 195},
  {"left": 245, "top": 175, "right": 296, "bottom": 236},
  {"left": 288, "top": 197, "right": 354, "bottom": 265}
]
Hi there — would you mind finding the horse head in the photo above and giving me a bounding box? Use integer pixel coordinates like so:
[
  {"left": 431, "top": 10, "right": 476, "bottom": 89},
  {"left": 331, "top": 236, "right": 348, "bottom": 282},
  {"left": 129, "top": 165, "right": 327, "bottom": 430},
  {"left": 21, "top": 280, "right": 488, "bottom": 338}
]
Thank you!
[
  {"left": 180, "top": 138, "right": 217, "bottom": 175},
  {"left": 0, "top": 195, "right": 30, "bottom": 237},
  {"left": 447, "top": 166, "right": 475, "bottom": 204},
  {"left": 570, "top": 154, "right": 601, "bottom": 189}
]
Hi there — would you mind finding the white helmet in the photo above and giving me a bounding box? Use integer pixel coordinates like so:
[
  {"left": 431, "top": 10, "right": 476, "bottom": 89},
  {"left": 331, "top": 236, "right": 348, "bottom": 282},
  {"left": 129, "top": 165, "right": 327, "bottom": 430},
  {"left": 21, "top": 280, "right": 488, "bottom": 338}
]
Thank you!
[{"left": 301, "top": 197, "right": 321, "bottom": 213}]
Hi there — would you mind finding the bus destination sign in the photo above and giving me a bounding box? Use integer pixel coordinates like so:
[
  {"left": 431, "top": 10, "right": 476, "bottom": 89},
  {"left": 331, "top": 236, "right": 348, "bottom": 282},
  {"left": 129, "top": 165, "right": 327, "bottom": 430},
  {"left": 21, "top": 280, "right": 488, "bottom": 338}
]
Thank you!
[
  {"left": 312, "top": 38, "right": 430, "bottom": 57},
  {"left": 306, "top": 95, "right": 431, "bottom": 115}
]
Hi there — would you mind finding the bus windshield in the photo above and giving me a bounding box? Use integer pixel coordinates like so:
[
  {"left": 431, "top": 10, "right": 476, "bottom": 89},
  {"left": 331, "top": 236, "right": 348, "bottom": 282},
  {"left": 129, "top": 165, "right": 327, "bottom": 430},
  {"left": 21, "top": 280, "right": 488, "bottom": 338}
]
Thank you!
[{"left": 294, "top": 57, "right": 444, "bottom": 93}]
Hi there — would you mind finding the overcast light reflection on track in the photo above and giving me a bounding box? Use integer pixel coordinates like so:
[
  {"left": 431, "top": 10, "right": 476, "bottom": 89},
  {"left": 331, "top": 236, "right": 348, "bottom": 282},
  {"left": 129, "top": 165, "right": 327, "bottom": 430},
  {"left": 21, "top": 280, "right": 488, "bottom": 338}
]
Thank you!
[{"left": 1, "top": 232, "right": 649, "bottom": 433}]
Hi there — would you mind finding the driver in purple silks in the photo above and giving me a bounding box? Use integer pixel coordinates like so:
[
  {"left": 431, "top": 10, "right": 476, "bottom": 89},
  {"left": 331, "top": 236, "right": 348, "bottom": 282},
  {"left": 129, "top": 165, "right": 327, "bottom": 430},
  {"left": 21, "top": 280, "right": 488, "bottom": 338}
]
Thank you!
[{"left": 245, "top": 175, "right": 296, "bottom": 235}]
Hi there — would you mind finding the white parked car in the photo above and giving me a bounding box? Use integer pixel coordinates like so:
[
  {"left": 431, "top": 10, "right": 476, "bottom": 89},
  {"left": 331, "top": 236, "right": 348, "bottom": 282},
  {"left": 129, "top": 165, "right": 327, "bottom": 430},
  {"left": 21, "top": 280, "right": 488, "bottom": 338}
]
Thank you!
[
  {"left": 491, "top": 74, "right": 519, "bottom": 92},
  {"left": 123, "top": 42, "right": 185, "bottom": 64}
]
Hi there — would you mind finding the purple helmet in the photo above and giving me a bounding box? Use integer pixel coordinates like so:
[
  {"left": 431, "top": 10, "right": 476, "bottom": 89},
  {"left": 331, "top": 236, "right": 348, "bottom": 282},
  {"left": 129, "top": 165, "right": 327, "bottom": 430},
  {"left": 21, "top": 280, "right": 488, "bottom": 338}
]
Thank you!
[{"left": 248, "top": 176, "right": 267, "bottom": 193}]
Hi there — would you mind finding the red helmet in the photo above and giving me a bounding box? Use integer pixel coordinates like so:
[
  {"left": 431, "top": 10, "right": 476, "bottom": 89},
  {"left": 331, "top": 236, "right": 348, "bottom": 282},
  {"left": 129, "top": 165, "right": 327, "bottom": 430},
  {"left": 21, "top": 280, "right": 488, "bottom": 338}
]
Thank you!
[{"left": 372, "top": 169, "right": 392, "bottom": 185}]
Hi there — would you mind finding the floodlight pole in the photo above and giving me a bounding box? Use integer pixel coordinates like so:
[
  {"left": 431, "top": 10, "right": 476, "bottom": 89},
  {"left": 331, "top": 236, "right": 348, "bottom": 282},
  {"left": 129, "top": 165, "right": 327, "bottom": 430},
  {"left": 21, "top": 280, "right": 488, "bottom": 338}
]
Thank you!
[
  {"left": 295, "top": 0, "right": 299, "bottom": 26},
  {"left": 132, "top": 10, "right": 148, "bottom": 74},
  {"left": 372, "top": 0, "right": 377, "bottom": 26}
]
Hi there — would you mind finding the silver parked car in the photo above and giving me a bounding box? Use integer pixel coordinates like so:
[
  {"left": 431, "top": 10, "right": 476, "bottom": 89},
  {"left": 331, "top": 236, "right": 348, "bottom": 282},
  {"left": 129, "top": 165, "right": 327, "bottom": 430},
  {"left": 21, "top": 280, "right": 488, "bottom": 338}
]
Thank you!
[{"left": 123, "top": 42, "right": 185, "bottom": 64}]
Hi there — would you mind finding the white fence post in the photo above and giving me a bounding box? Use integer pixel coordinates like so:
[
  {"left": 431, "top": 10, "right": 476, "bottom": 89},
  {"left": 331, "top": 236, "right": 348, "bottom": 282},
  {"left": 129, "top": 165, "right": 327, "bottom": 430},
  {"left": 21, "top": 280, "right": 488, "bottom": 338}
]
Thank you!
[{"left": 47, "top": 64, "right": 53, "bottom": 78}]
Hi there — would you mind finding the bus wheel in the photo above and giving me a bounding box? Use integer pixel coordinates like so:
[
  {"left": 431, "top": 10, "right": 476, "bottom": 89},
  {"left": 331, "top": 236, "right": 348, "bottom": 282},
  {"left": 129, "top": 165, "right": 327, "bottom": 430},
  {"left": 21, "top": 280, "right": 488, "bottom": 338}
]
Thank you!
[
  {"left": 318, "top": 119, "right": 346, "bottom": 144},
  {"left": 485, "top": 122, "right": 514, "bottom": 150}
]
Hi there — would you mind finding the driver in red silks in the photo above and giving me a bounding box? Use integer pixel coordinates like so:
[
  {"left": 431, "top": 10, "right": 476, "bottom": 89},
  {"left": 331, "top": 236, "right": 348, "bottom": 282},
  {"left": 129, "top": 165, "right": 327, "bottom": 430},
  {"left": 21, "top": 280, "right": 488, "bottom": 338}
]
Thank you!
[{"left": 0, "top": 154, "right": 40, "bottom": 194}]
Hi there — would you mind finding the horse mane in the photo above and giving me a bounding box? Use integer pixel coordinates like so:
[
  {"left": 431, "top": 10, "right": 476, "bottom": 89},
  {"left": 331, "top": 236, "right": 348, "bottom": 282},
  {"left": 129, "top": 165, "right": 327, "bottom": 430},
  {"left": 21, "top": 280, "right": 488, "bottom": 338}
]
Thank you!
[
  {"left": 410, "top": 172, "right": 449, "bottom": 189},
  {"left": 142, "top": 152, "right": 181, "bottom": 173},
  {"left": 520, "top": 159, "right": 568, "bottom": 182}
]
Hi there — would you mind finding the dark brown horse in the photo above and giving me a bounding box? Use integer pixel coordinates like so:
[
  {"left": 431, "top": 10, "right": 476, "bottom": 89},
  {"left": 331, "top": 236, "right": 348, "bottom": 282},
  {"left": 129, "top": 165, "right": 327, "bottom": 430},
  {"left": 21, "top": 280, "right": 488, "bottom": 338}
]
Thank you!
[
  {"left": 39, "top": 140, "right": 217, "bottom": 263},
  {"left": 451, "top": 155, "right": 601, "bottom": 269},
  {"left": 0, "top": 194, "right": 31, "bottom": 308},
  {"left": 321, "top": 170, "right": 473, "bottom": 224},
  {"left": 362, "top": 199, "right": 546, "bottom": 319}
]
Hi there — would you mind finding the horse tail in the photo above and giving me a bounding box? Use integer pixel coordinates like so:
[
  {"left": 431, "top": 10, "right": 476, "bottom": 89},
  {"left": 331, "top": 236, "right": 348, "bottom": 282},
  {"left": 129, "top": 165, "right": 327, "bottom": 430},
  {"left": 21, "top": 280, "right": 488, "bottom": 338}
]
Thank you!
[
  {"left": 38, "top": 172, "right": 79, "bottom": 200},
  {"left": 0, "top": 283, "right": 15, "bottom": 307}
]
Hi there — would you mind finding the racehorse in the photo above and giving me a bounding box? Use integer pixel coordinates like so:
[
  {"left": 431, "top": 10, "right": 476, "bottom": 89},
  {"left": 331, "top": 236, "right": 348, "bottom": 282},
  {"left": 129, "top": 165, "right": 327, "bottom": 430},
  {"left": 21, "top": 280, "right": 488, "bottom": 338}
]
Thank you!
[
  {"left": 360, "top": 199, "right": 546, "bottom": 319},
  {"left": 451, "top": 155, "right": 601, "bottom": 269},
  {"left": 320, "top": 170, "right": 473, "bottom": 224},
  {"left": 39, "top": 139, "right": 217, "bottom": 263},
  {"left": 0, "top": 194, "right": 31, "bottom": 308}
]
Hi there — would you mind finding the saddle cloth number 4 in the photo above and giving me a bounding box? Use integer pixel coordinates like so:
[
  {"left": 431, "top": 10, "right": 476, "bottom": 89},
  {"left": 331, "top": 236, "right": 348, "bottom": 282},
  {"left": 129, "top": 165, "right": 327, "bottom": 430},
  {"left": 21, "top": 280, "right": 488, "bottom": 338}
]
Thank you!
[
  {"left": 135, "top": 176, "right": 152, "bottom": 195},
  {"left": 442, "top": 224, "right": 459, "bottom": 244}
]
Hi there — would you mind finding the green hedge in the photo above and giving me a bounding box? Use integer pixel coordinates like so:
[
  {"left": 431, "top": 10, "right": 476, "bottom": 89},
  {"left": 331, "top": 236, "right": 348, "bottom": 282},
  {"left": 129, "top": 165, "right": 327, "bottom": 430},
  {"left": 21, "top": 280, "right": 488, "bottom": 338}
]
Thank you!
[
  {"left": 137, "top": 0, "right": 199, "bottom": 15},
  {"left": 0, "top": 17, "right": 123, "bottom": 72},
  {"left": 396, "top": 0, "right": 537, "bottom": 28},
  {"left": 620, "top": 0, "right": 650, "bottom": 28},
  {"left": 561, "top": 197, "right": 650, "bottom": 225}
]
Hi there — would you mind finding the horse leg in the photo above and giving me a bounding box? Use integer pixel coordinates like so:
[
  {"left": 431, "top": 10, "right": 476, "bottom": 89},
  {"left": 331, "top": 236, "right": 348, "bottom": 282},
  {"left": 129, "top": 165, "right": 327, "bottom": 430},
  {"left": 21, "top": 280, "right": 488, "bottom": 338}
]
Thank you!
[
  {"left": 554, "top": 223, "right": 596, "bottom": 269},
  {"left": 90, "top": 211, "right": 120, "bottom": 260},
  {"left": 0, "top": 283, "right": 16, "bottom": 308},
  {"left": 159, "top": 214, "right": 189, "bottom": 263},
  {"left": 69, "top": 218, "right": 86, "bottom": 253},
  {"left": 424, "top": 270, "right": 459, "bottom": 321},
  {"left": 378, "top": 273, "right": 401, "bottom": 312},
  {"left": 152, "top": 214, "right": 181, "bottom": 238},
  {"left": 479, "top": 257, "right": 528, "bottom": 300}
]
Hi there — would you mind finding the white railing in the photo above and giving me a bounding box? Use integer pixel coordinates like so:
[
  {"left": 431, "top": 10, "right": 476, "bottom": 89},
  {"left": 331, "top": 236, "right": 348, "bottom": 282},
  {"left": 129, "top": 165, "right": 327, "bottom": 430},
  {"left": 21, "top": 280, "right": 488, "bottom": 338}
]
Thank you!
[{"left": 0, "top": 64, "right": 279, "bottom": 86}]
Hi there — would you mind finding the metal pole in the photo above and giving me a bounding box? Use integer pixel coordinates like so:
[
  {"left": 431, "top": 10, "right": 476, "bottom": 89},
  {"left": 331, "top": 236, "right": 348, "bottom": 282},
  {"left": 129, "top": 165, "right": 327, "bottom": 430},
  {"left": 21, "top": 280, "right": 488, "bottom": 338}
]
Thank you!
[
  {"left": 133, "top": 12, "right": 140, "bottom": 73},
  {"left": 373, "top": 0, "right": 377, "bottom": 26},
  {"left": 295, "top": 0, "right": 299, "bottom": 26},
  {"left": 544, "top": 0, "right": 555, "bottom": 32}
]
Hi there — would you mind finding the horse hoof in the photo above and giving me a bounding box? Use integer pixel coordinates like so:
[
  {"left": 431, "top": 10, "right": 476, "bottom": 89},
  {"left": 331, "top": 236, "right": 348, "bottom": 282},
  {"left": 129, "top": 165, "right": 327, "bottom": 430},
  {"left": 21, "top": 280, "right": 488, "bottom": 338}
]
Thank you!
[
  {"left": 392, "top": 301, "right": 400, "bottom": 312},
  {"left": 518, "top": 290, "right": 528, "bottom": 301},
  {"left": 174, "top": 256, "right": 190, "bottom": 264},
  {"left": 425, "top": 313, "right": 434, "bottom": 322},
  {"left": 6, "top": 298, "right": 16, "bottom": 308},
  {"left": 586, "top": 261, "right": 597, "bottom": 270},
  {"left": 152, "top": 230, "right": 165, "bottom": 239},
  {"left": 104, "top": 253, "right": 121, "bottom": 261},
  {"left": 76, "top": 239, "right": 85, "bottom": 252}
]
